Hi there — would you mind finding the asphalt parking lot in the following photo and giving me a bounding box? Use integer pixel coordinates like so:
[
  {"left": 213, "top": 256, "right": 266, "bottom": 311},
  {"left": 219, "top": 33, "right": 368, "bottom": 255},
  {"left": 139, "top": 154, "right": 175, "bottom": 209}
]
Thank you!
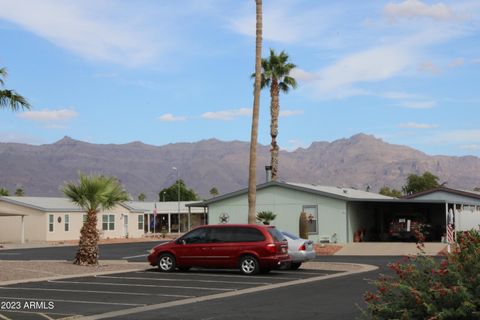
[{"left": 0, "top": 267, "right": 341, "bottom": 320}]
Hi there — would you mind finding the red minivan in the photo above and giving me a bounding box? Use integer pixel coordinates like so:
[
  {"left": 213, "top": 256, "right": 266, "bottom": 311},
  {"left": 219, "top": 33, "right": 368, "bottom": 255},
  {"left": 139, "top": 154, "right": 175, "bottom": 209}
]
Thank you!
[{"left": 148, "top": 224, "right": 291, "bottom": 275}]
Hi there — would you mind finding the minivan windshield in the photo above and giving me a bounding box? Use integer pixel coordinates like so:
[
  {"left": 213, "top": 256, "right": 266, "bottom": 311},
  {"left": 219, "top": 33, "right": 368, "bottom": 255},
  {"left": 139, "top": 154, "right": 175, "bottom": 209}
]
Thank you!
[{"left": 268, "top": 227, "right": 286, "bottom": 242}]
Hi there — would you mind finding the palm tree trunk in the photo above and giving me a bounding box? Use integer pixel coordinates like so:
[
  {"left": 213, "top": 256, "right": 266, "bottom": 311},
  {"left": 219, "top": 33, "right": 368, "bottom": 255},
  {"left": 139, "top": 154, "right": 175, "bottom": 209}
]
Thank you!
[
  {"left": 248, "top": 0, "right": 262, "bottom": 224},
  {"left": 270, "top": 79, "right": 280, "bottom": 181},
  {"left": 74, "top": 209, "right": 99, "bottom": 265}
]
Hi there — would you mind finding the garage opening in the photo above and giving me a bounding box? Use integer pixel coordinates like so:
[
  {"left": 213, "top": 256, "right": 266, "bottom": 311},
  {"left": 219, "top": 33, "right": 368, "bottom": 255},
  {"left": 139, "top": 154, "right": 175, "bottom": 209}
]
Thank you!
[{"left": 347, "top": 200, "right": 446, "bottom": 242}]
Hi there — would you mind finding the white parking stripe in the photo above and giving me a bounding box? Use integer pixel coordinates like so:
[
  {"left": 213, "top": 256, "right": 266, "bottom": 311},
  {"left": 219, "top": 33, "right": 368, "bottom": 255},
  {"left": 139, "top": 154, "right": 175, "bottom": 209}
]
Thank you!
[
  {"left": 96, "top": 275, "right": 271, "bottom": 286},
  {"left": 275, "top": 271, "right": 328, "bottom": 276},
  {"left": 135, "top": 271, "right": 299, "bottom": 281},
  {"left": 0, "top": 287, "right": 193, "bottom": 298},
  {"left": 122, "top": 254, "right": 148, "bottom": 259},
  {"left": 48, "top": 280, "right": 235, "bottom": 292},
  {"left": 0, "top": 296, "right": 143, "bottom": 307},
  {"left": 38, "top": 313, "right": 55, "bottom": 320},
  {"left": 0, "top": 253, "right": 20, "bottom": 255},
  {"left": 0, "top": 313, "right": 11, "bottom": 320}
]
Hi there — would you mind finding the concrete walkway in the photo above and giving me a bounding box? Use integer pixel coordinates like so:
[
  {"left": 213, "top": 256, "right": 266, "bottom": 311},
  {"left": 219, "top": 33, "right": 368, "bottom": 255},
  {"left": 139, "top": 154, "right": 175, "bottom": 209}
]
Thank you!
[{"left": 334, "top": 242, "right": 447, "bottom": 256}]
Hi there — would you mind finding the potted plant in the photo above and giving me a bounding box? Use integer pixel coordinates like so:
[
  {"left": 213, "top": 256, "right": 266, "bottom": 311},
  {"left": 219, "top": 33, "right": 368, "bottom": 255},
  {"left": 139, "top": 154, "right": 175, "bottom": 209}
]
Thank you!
[{"left": 256, "top": 211, "right": 277, "bottom": 225}]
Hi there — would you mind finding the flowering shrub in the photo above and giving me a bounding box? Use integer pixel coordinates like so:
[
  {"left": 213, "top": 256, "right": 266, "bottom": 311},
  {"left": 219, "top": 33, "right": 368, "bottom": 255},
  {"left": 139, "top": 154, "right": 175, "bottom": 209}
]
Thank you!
[{"left": 362, "top": 230, "right": 480, "bottom": 320}]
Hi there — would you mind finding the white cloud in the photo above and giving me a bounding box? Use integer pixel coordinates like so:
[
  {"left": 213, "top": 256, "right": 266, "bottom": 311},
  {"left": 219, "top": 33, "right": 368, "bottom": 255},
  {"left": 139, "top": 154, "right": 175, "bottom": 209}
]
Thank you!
[
  {"left": 304, "top": 44, "right": 415, "bottom": 99},
  {"left": 158, "top": 113, "right": 186, "bottom": 122},
  {"left": 460, "top": 144, "right": 480, "bottom": 151},
  {"left": 472, "top": 58, "right": 480, "bottom": 64},
  {"left": 284, "top": 139, "right": 307, "bottom": 151},
  {"left": 201, "top": 108, "right": 251, "bottom": 121},
  {"left": 290, "top": 68, "right": 317, "bottom": 82},
  {"left": 384, "top": 0, "right": 457, "bottom": 21},
  {"left": 426, "top": 129, "right": 480, "bottom": 144},
  {"left": 0, "top": 132, "right": 43, "bottom": 144},
  {"left": 449, "top": 57, "right": 465, "bottom": 68},
  {"left": 382, "top": 91, "right": 420, "bottom": 100},
  {"left": 399, "top": 100, "right": 437, "bottom": 108},
  {"left": 399, "top": 122, "right": 438, "bottom": 129},
  {"left": 0, "top": 0, "right": 159, "bottom": 66},
  {"left": 279, "top": 110, "right": 304, "bottom": 117},
  {"left": 227, "top": 1, "right": 339, "bottom": 44},
  {"left": 17, "top": 108, "right": 78, "bottom": 122},
  {"left": 418, "top": 61, "right": 440, "bottom": 74}
]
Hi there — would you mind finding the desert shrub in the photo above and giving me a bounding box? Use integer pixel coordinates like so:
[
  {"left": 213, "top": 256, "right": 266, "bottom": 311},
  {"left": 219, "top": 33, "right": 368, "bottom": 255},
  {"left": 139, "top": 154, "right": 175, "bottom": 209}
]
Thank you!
[{"left": 362, "top": 230, "right": 480, "bottom": 320}]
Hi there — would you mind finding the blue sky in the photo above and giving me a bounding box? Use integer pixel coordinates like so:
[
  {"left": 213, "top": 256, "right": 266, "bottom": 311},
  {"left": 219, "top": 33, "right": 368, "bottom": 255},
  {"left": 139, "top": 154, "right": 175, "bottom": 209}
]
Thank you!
[{"left": 0, "top": 0, "right": 479, "bottom": 156}]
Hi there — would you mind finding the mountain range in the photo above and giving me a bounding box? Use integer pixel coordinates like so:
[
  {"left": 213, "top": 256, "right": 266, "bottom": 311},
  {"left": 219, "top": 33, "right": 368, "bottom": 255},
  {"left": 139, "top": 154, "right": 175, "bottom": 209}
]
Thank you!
[{"left": 1, "top": 133, "right": 480, "bottom": 200}]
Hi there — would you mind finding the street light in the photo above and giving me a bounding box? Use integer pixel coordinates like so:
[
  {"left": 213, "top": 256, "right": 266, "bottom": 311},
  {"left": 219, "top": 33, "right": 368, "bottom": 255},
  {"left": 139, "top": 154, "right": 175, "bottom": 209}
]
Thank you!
[{"left": 172, "top": 166, "right": 180, "bottom": 216}]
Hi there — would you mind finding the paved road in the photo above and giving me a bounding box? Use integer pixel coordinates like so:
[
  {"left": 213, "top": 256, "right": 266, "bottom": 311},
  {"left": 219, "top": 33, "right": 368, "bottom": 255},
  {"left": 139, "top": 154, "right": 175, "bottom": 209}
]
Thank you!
[
  {"left": 0, "top": 242, "right": 164, "bottom": 261},
  {"left": 0, "top": 243, "right": 409, "bottom": 320},
  {"left": 0, "top": 268, "right": 341, "bottom": 320}
]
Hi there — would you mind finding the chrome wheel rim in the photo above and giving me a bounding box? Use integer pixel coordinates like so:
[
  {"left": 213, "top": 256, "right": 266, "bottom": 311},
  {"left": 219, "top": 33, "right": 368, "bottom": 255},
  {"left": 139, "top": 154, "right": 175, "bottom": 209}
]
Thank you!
[
  {"left": 159, "top": 256, "right": 173, "bottom": 271},
  {"left": 241, "top": 258, "right": 256, "bottom": 274}
]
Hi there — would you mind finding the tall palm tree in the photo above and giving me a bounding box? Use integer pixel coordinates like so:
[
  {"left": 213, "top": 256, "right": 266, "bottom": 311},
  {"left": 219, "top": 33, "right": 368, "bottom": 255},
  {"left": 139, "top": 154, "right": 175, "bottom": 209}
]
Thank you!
[
  {"left": 257, "top": 49, "right": 296, "bottom": 180},
  {"left": 0, "top": 68, "right": 31, "bottom": 111},
  {"left": 63, "top": 173, "right": 129, "bottom": 265},
  {"left": 248, "top": 0, "right": 263, "bottom": 224}
]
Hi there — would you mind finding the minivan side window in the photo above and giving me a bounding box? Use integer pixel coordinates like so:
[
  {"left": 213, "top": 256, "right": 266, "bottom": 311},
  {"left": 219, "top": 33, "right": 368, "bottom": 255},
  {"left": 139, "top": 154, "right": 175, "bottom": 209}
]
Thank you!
[
  {"left": 209, "top": 227, "right": 233, "bottom": 243},
  {"left": 209, "top": 227, "right": 265, "bottom": 243},
  {"left": 234, "top": 227, "right": 265, "bottom": 242},
  {"left": 181, "top": 228, "right": 207, "bottom": 244}
]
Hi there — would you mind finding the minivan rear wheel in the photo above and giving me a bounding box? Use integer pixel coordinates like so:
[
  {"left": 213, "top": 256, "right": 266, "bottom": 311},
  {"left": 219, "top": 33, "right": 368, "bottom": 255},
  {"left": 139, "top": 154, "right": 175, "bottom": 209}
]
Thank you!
[
  {"left": 157, "top": 253, "right": 176, "bottom": 272},
  {"left": 290, "top": 262, "right": 302, "bottom": 270},
  {"left": 239, "top": 255, "right": 259, "bottom": 275}
]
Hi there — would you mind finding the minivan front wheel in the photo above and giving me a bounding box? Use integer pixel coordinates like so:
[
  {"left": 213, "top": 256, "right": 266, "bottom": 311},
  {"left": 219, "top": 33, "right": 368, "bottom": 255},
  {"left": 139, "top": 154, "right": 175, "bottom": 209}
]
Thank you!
[
  {"left": 157, "top": 253, "right": 176, "bottom": 272},
  {"left": 239, "top": 255, "right": 259, "bottom": 275}
]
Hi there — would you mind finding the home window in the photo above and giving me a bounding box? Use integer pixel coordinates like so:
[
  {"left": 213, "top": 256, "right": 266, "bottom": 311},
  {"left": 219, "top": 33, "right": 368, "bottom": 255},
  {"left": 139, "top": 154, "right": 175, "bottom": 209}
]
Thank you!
[
  {"left": 48, "top": 214, "right": 54, "bottom": 232},
  {"left": 102, "top": 214, "right": 115, "bottom": 231},
  {"left": 138, "top": 215, "right": 144, "bottom": 230},
  {"left": 64, "top": 214, "right": 70, "bottom": 232},
  {"left": 82, "top": 214, "right": 87, "bottom": 223},
  {"left": 303, "top": 205, "right": 318, "bottom": 235}
]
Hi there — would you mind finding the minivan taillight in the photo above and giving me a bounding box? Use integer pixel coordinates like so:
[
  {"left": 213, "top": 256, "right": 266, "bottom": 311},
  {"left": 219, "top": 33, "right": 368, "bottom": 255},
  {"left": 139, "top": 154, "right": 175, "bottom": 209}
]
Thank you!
[
  {"left": 266, "top": 243, "right": 277, "bottom": 254},
  {"left": 298, "top": 244, "right": 306, "bottom": 251}
]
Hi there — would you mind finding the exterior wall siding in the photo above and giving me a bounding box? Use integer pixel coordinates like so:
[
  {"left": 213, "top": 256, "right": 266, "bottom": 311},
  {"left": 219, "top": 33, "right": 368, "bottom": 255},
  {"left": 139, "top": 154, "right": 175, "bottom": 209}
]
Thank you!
[
  {"left": 208, "top": 186, "right": 348, "bottom": 243},
  {"left": 0, "top": 200, "right": 146, "bottom": 243},
  {"left": 0, "top": 201, "right": 46, "bottom": 242}
]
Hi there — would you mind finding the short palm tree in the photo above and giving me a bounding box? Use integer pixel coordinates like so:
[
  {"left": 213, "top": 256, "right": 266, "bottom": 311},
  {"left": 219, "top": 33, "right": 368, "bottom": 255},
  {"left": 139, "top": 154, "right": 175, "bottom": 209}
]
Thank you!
[
  {"left": 0, "top": 68, "right": 31, "bottom": 112},
  {"left": 63, "top": 173, "right": 129, "bottom": 265},
  {"left": 256, "top": 210, "right": 277, "bottom": 225},
  {"left": 254, "top": 49, "right": 297, "bottom": 181}
]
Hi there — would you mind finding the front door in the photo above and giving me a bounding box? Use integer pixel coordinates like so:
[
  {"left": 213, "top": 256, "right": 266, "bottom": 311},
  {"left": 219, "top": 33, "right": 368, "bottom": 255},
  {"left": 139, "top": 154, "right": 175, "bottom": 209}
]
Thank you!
[{"left": 175, "top": 227, "right": 209, "bottom": 267}]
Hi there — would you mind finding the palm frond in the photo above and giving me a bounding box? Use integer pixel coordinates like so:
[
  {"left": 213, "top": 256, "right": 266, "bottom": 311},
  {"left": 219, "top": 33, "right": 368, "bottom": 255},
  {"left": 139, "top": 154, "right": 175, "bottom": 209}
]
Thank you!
[{"left": 0, "top": 90, "right": 31, "bottom": 111}]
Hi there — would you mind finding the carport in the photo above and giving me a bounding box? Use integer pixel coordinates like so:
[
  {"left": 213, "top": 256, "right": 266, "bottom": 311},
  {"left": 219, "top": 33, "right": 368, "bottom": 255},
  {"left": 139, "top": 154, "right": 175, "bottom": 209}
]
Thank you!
[
  {"left": 0, "top": 211, "right": 27, "bottom": 244},
  {"left": 346, "top": 199, "right": 447, "bottom": 242}
]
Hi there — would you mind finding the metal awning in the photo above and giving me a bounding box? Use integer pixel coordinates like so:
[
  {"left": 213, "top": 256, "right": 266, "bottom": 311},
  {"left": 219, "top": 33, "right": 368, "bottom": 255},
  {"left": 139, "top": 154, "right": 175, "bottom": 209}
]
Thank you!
[{"left": 0, "top": 212, "right": 27, "bottom": 217}]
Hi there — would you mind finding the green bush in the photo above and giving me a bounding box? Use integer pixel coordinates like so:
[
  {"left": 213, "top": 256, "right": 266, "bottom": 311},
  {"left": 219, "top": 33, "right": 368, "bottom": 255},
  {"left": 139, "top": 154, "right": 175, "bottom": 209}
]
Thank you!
[{"left": 362, "top": 230, "right": 480, "bottom": 320}]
